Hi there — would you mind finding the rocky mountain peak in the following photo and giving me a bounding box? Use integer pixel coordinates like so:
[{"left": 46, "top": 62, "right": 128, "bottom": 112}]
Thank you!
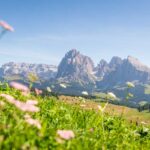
[
  {"left": 99, "top": 59, "right": 108, "bottom": 66},
  {"left": 127, "top": 55, "right": 140, "bottom": 64},
  {"left": 109, "top": 56, "right": 123, "bottom": 68},
  {"left": 66, "top": 49, "right": 79, "bottom": 57},
  {"left": 98, "top": 56, "right": 150, "bottom": 88},
  {"left": 95, "top": 59, "right": 109, "bottom": 78},
  {"left": 126, "top": 56, "right": 150, "bottom": 72},
  {"left": 56, "top": 49, "right": 95, "bottom": 84},
  {"left": 95, "top": 56, "right": 123, "bottom": 78}
]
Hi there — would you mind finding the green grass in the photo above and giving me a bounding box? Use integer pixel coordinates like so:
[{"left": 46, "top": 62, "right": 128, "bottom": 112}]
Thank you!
[
  {"left": 0, "top": 89, "right": 150, "bottom": 150},
  {"left": 144, "top": 84, "right": 150, "bottom": 95},
  {"left": 60, "top": 95, "right": 150, "bottom": 125}
]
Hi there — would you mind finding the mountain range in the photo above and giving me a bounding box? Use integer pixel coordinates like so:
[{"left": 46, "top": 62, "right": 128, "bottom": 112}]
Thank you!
[{"left": 1, "top": 49, "right": 150, "bottom": 104}]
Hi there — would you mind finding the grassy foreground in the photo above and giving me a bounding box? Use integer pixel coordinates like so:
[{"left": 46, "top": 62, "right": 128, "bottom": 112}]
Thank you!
[
  {"left": 59, "top": 96, "right": 150, "bottom": 125},
  {"left": 0, "top": 89, "right": 150, "bottom": 150}
]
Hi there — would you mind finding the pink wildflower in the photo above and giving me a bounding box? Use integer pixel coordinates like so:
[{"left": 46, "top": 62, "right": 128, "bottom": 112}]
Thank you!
[
  {"left": 24, "top": 104, "right": 40, "bottom": 112},
  {"left": 35, "top": 88, "right": 42, "bottom": 95},
  {"left": 14, "top": 102, "right": 40, "bottom": 112},
  {"left": 24, "top": 114, "right": 41, "bottom": 129},
  {"left": 26, "top": 100, "right": 38, "bottom": 105},
  {"left": 0, "top": 20, "right": 14, "bottom": 32},
  {"left": 0, "top": 94, "right": 16, "bottom": 104},
  {"left": 0, "top": 94, "right": 40, "bottom": 112},
  {"left": 9, "top": 82, "right": 30, "bottom": 93},
  {"left": 89, "top": 128, "right": 94, "bottom": 132},
  {"left": 57, "top": 130, "right": 75, "bottom": 140},
  {"left": 21, "top": 91, "right": 30, "bottom": 96}
]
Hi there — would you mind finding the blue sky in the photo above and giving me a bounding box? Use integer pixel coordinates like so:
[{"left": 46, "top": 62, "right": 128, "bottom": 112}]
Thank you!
[{"left": 1, "top": 0, "right": 150, "bottom": 66}]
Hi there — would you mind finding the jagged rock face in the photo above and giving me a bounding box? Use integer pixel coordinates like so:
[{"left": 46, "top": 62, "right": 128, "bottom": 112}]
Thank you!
[
  {"left": 127, "top": 56, "right": 150, "bottom": 72},
  {"left": 109, "top": 56, "right": 123, "bottom": 70},
  {"left": 95, "top": 56, "right": 123, "bottom": 78},
  {"left": 98, "top": 56, "right": 150, "bottom": 88},
  {"left": 1, "top": 62, "right": 57, "bottom": 80},
  {"left": 95, "top": 59, "right": 110, "bottom": 78},
  {"left": 57, "top": 49, "right": 95, "bottom": 84}
]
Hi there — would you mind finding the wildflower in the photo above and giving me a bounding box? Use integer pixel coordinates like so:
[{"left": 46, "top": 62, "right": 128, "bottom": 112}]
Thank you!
[
  {"left": 82, "top": 91, "right": 89, "bottom": 96},
  {"left": 0, "top": 94, "right": 40, "bottom": 112},
  {"left": 127, "top": 93, "right": 134, "bottom": 98},
  {"left": 24, "top": 114, "right": 31, "bottom": 119},
  {"left": 35, "top": 88, "right": 43, "bottom": 95},
  {"left": 98, "top": 105, "right": 103, "bottom": 112},
  {"left": 107, "top": 92, "right": 116, "bottom": 99},
  {"left": 56, "top": 137, "right": 65, "bottom": 144},
  {"left": 0, "top": 101, "right": 5, "bottom": 107},
  {"left": 133, "top": 130, "right": 141, "bottom": 137},
  {"left": 26, "top": 104, "right": 39, "bottom": 112},
  {"left": 0, "top": 20, "right": 14, "bottom": 32},
  {"left": 24, "top": 114, "right": 41, "bottom": 129},
  {"left": 57, "top": 130, "right": 75, "bottom": 140},
  {"left": 14, "top": 100, "right": 40, "bottom": 112},
  {"left": 89, "top": 128, "right": 94, "bottom": 132},
  {"left": 143, "top": 127, "right": 149, "bottom": 133},
  {"left": 126, "top": 82, "right": 135, "bottom": 88},
  {"left": 0, "top": 94, "right": 16, "bottom": 104},
  {"left": 21, "top": 91, "right": 30, "bottom": 96},
  {"left": 46, "top": 87, "right": 52, "bottom": 92},
  {"left": 141, "top": 121, "right": 147, "bottom": 125},
  {"left": 9, "top": 82, "right": 30, "bottom": 93},
  {"left": 98, "top": 102, "right": 108, "bottom": 112},
  {"left": 60, "top": 84, "right": 67, "bottom": 88},
  {"left": 19, "top": 103, "right": 40, "bottom": 112},
  {"left": 26, "top": 100, "right": 38, "bottom": 105}
]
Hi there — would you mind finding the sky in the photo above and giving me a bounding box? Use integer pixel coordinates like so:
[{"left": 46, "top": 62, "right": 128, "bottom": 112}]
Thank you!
[{"left": 1, "top": 0, "right": 150, "bottom": 66}]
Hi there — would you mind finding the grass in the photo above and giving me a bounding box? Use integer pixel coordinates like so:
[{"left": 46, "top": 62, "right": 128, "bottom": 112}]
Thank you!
[
  {"left": 0, "top": 88, "right": 150, "bottom": 150},
  {"left": 59, "top": 95, "right": 150, "bottom": 125},
  {"left": 145, "top": 84, "right": 150, "bottom": 95}
]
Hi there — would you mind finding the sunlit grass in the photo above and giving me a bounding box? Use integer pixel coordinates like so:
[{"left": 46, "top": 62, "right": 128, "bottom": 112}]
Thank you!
[
  {"left": 59, "top": 95, "right": 150, "bottom": 125},
  {"left": 0, "top": 87, "right": 150, "bottom": 149}
]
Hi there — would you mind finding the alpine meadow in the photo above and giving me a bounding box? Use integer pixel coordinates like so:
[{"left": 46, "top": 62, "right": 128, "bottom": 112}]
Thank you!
[{"left": 0, "top": 0, "right": 150, "bottom": 150}]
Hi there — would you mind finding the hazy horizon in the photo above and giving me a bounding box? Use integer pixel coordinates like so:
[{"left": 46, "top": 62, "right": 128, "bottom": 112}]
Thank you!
[{"left": 1, "top": 0, "right": 150, "bottom": 66}]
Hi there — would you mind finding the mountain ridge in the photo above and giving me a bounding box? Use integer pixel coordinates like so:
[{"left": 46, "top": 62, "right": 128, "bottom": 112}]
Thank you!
[
  {"left": 1, "top": 49, "right": 150, "bottom": 104},
  {"left": 1, "top": 49, "right": 150, "bottom": 85}
]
